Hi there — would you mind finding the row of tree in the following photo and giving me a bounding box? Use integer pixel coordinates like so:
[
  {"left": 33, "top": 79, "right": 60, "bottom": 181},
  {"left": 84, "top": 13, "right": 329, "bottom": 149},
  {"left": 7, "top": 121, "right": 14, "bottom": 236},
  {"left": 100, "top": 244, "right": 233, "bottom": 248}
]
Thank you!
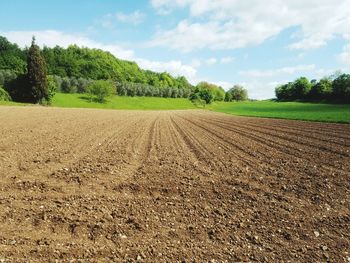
[
  {"left": 0, "top": 35, "right": 250, "bottom": 104},
  {"left": 275, "top": 74, "right": 350, "bottom": 103},
  {"left": 0, "top": 36, "right": 194, "bottom": 90},
  {"left": 188, "top": 82, "right": 249, "bottom": 106},
  {"left": 116, "top": 82, "right": 193, "bottom": 98}
]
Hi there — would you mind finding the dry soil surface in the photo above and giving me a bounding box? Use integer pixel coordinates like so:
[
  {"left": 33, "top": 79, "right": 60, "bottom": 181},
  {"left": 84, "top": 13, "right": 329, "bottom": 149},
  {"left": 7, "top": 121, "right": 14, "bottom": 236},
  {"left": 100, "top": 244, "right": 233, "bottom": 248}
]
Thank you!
[{"left": 0, "top": 106, "right": 349, "bottom": 262}]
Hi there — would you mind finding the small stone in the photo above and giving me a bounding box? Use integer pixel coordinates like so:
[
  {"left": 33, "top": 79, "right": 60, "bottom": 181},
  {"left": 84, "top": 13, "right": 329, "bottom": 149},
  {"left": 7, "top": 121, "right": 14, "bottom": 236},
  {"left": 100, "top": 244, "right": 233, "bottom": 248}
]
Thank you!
[
  {"left": 119, "top": 234, "right": 127, "bottom": 239},
  {"left": 137, "top": 255, "right": 142, "bottom": 261},
  {"left": 314, "top": 231, "right": 320, "bottom": 237},
  {"left": 10, "top": 240, "right": 16, "bottom": 245},
  {"left": 321, "top": 245, "right": 328, "bottom": 251}
]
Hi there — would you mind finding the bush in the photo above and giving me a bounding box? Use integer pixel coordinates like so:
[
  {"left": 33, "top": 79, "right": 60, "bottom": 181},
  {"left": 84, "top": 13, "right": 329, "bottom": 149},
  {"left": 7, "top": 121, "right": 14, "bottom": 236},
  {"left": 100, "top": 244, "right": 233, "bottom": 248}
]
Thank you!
[
  {"left": 308, "top": 78, "right": 332, "bottom": 101},
  {"left": 61, "top": 77, "right": 77, "bottom": 93},
  {"left": 275, "top": 83, "right": 293, "bottom": 101},
  {"left": 192, "top": 98, "right": 206, "bottom": 108},
  {"left": 44, "top": 75, "right": 57, "bottom": 105},
  {"left": 332, "top": 74, "right": 350, "bottom": 103},
  {"left": 190, "top": 82, "right": 224, "bottom": 105},
  {"left": 225, "top": 92, "right": 232, "bottom": 102},
  {"left": 227, "top": 85, "right": 248, "bottom": 101},
  {"left": 5, "top": 74, "right": 31, "bottom": 102},
  {"left": 87, "top": 80, "right": 115, "bottom": 102},
  {"left": 291, "top": 77, "right": 311, "bottom": 100},
  {"left": 199, "top": 88, "right": 214, "bottom": 104},
  {"left": 0, "top": 85, "right": 11, "bottom": 101}
]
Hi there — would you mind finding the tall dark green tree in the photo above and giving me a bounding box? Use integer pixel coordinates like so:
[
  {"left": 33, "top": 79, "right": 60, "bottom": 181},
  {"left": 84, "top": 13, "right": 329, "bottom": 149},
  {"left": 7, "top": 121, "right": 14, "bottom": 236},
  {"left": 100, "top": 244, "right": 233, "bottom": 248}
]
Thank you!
[{"left": 27, "top": 37, "right": 48, "bottom": 103}]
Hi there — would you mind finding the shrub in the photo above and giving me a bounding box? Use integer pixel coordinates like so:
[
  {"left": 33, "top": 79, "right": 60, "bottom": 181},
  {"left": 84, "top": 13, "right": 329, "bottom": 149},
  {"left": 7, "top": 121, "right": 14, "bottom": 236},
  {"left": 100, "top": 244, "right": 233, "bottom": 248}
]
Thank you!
[
  {"left": 225, "top": 92, "right": 232, "bottom": 102},
  {"left": 192, "top": 98, "right": 206, "bottom": 108},
  {"left": 308, "top": 78, "right": 332, "bottom": 101},
  {"left": 228, "top": 85, "right": 248, "bottom": 101},
  {"left": 87, "top": 80, "right": 115, "bottom": 102},
  {"left": 5, "top": 74, "right": 31, "bottom": 102},
  {"left": 199, "top": 88, "right": 214, "bottom": 104},
  {"left": 61, "top": 77, "right": 77, "bottom": 93},
  {"left": 332, "top": 74, "right": 350, "bottom": 103},
  {"left": 44, "top": 75, "right": 57, "bottom": 105},
  {"left": 291, "top": 77, "right": 312, "bottom": 100},
  {"left": 0, "top": 85, "right": 11, "bottom": 101}
]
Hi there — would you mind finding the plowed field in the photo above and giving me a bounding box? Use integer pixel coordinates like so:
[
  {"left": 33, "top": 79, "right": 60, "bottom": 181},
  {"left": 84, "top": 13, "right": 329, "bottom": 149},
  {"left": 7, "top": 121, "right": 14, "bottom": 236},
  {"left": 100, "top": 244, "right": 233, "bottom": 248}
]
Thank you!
[{"left": 0, "top": 106, "right": 349, "bottom": 262}]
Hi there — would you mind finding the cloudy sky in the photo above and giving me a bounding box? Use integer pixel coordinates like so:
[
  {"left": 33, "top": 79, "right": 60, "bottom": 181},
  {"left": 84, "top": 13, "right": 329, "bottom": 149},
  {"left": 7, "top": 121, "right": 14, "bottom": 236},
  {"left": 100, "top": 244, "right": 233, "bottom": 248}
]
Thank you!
[{"left": 1, "top": 0, "right": 350, "bottom": 99}]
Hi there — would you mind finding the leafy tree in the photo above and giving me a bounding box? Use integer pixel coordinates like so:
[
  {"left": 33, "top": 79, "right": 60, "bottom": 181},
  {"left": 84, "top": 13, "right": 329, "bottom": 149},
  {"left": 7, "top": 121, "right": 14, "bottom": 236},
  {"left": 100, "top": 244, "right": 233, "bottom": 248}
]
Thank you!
[
  {"left": 5, "top": 74, "right": 29, "bottom": 102},
  {"left": 225, "top": 92, "right": 233, "bottom": 102},
  {"left": 332, "top": 74, "right": 350, "bottom": 103},
  {"left": 46, "top": 75, "right": 57, "bottom": 104},
  {"left": 192, "top": 82, "right": 224, "bottom": 104},
  {"left": 291, "top": 77, "right": 312, "bottom": 100},
  {"left": 27, "top": 37, "right": 48, "bottom": 103},
  {"left": 0, "top": 36, "right": 26, "bottom": 73},
  {"left": 0, "top": 69, "right": 17, "bottom": 86},
  {"left": 214, "top": 87, "right": 225, "bottom": 101},
  {"left": 87, "top": 80, "right": 115, "bottom": 102},
  {"left": 275, "top": 83, "right": 293, "bottom": 101},
  {"left": 276, "top": 75, "right": 350, "bottom": 103},
  {"left": 0, "top": 85, "right": 11, "bottom": 101},
  {"left": 228, "top": 85, "right": 248, "bottom": 101},
  {"left": 309, "top": 78, "right": 332, "bottom": 101},
  {"left": 61, "top": 77, "right": 76, "bottom": 93},
  {"left": 0, "top": 36, "right": 196, "bottom": 98},
  {"left": 198, "top": 88, "right": 213, "bottom": 104}
]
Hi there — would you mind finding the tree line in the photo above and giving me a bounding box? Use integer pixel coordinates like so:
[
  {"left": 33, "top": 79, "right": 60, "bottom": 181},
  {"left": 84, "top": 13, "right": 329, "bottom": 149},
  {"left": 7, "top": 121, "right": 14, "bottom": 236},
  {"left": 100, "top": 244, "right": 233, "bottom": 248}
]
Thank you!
[
  {"left": 275, "top": 74, "right": 350, "bottom": 103},
  {"left": 0, "top": 36, "right": 193, "bottom": 90},
  {"left": 0, "top": 35, "right": 249, "bottom": 104}
]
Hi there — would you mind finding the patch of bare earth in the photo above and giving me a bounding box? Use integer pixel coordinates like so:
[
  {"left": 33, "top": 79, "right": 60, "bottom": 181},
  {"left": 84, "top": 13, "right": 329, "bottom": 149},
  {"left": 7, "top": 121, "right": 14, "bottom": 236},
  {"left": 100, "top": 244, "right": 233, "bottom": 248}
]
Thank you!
[{"left": 0, "top": 106, "right": 349, "bottom": 262}]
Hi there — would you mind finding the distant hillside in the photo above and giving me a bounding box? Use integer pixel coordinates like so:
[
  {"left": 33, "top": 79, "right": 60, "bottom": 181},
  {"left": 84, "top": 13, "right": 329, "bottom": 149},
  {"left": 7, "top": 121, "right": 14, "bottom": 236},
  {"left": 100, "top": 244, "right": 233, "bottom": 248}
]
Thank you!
[{"left": 0, "top": 36, "right": 193, "bottom": 90}]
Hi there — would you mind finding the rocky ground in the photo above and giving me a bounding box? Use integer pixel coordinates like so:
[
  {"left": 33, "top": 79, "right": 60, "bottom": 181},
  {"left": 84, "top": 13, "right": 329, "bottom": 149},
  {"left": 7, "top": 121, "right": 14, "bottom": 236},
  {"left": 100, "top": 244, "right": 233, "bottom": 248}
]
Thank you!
[{"left": 0, "top": 106, "right": 349, "bottom": 262}]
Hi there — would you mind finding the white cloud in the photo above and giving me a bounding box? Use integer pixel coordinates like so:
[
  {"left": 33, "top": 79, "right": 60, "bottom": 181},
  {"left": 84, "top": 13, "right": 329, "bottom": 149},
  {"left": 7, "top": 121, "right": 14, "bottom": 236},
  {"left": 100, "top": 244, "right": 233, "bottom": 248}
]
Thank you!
[
  {"left": 205, "top": 57, "right": 217, "bottom": 66},
  {"left": 136, "top": 58, "right": 197, "bottom": 78},
  {"left": 214, "top": 81, "right": 232, "bottom": 90},
  {"left": 151, "top": 0, "right": 350, "bottom": 51},
  {"left": 99, "top": 11, "right": 145, "bottom": 29},
  {"left": 240, "top": 81, "right": 285, "bottom": 100},
  {"left": 239, "top": 64, "right": 316, "bottom": 78},
  {"left": 220, "top": 56, "right": 234, "bottom": 64},
  {"left": 339, "top": 43, "right": 350, "bottom": 64},
  {"left": 190, "top": 56, "right": 234, "bottom": 68},
  {"left": 116, "top": 11, "right": 145, "bottom": 25},
  {"left": 190, "top": 59, "right": 202, "bottom": 68}
]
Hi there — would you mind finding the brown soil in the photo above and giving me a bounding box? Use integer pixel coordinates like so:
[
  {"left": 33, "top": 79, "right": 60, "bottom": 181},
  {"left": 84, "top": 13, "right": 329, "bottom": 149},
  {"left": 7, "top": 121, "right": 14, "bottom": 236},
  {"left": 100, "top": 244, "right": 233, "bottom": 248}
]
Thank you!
[{"left": 0, "top": 106, "right": 349, "bottom": 262}]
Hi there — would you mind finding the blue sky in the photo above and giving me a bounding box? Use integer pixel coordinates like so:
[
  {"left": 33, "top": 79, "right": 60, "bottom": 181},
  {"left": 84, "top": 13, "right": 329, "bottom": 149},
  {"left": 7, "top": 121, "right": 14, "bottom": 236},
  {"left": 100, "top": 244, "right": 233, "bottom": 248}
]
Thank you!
[{"left": 1, "top": 0, "right": 350, "bottom": 99}]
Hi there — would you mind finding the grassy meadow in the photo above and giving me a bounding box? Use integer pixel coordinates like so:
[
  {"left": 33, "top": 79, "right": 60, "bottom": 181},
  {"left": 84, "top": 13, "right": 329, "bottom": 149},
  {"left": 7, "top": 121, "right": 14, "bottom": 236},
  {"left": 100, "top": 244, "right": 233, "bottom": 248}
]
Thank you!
[
  {"left": 51, "top": 93, "right": 196, "bottom": 110},
  {"left": 1, "top": 93, "right": 349, "bottom": 123},
  {"left": 210, "top": 100, "right": 350, "bottom": 123}
]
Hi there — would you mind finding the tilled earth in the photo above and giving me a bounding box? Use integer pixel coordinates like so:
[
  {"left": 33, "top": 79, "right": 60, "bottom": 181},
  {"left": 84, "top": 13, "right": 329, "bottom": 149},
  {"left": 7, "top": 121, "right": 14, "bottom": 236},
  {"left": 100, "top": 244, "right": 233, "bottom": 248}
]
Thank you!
[{"left": 0, "top": 106, "right": 349, "bottom": 262}]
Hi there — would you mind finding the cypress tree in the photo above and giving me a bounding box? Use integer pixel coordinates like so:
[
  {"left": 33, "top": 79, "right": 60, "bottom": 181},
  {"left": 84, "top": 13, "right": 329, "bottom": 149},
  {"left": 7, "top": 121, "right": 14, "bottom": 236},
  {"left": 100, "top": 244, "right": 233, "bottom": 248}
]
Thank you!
[{"left": 27, "top": 36, "right": 48, "bottom": 103}]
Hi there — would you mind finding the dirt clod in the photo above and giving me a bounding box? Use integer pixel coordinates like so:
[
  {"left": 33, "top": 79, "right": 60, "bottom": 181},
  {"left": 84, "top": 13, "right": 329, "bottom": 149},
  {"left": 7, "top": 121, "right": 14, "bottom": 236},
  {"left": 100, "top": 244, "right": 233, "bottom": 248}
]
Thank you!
[{"left": 0, "top": 107, "right": 349, "bottom": 262}]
